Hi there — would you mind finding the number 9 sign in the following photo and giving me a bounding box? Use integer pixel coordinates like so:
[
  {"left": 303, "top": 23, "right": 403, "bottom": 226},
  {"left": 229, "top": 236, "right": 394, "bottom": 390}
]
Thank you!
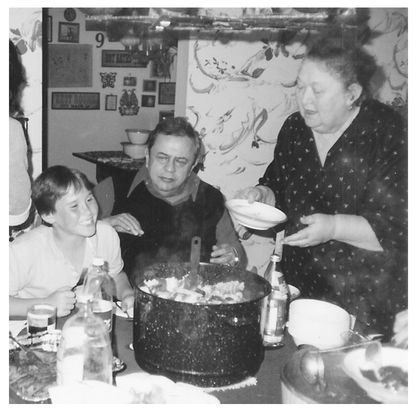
[{"left": 96, "top": 33, "right": 104, "bottom": 48}]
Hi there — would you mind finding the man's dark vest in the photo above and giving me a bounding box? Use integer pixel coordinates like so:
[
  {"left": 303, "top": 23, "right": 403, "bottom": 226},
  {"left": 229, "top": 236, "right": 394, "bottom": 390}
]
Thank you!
[{"left": 118, "top": 181, "right": 225, "bottom": 276}]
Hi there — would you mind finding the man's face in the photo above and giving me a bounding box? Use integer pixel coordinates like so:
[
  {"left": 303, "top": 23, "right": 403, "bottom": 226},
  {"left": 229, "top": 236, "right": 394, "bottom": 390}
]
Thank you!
[
  {"left": 147, "top": 134, "right": 197, "bottom": 198},
  {"left": 46, "top": 185, "right": 98, "bottom": 238}
]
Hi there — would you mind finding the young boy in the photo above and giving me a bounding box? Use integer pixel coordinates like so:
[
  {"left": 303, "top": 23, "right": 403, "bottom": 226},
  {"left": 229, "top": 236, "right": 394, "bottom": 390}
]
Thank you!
[{"left": 9, "top": 165, "right": 134, "bottom": 318}]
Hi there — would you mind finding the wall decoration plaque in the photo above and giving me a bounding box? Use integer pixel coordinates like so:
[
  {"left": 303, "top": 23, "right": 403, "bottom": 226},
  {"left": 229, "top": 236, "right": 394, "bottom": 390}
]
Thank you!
[
  {"left": 51, "top": 92, "right": 100, "bottom": 110},
  {"left": 141, "top": 95, "right": 156, "bottom": 107},
  {"left": 100, "top": 72, "right": 117, "bottom": 88},
  {"left": 123, "top": 76, "right": 137, "bottom": 86},
  {"left": 143, "top": 79, "right": 157, "bottom": 92},
  {"left": 102, "top": 50, "right": 148, "bottom": 68},
  {"left": 58, "top": 22, "right": 79, "bottom": 43},
  {"left": 48, "top": 15, "right": 52, "bottom": 42},
  {"left": 64, "top": 8, "right": 77, "bottom": 22},
  {"left": 49, "top": 44, "right": 92, "bottom": 87},
  {"left": 158, "top": 82, "right": 176, "bottom": 105},
  {"left": 119, "top": 89, "right": 139, "bottom": 116},
  {"left": 105, "top": 94, "right": 118, "bottom": 111}
]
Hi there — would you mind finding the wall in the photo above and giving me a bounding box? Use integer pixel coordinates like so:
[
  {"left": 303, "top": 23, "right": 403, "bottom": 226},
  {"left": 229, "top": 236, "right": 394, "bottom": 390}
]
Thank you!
[
  {"left": 177, "top": 8, "right": 408, "bottom": 274},
  {"left": 9, "top": 8, "right": 43, "bottom": 179},
  {"left": 47, "top": 8, "right": 176, "bottom": 182}
]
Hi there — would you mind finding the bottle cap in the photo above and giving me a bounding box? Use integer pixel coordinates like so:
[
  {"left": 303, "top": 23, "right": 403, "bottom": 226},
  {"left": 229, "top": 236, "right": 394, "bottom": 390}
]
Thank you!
[{"left": 92, "top": 257, "right": 105, "bottom": 267}]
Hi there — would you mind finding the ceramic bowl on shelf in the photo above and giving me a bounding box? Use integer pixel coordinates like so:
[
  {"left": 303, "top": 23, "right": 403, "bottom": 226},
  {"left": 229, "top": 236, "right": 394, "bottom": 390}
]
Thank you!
[
  {"left": 121, "top": 142, "right": 147, "bottom": 160},
  {"left": 125, "top": 129, "right": 150, "bottom": 145}
]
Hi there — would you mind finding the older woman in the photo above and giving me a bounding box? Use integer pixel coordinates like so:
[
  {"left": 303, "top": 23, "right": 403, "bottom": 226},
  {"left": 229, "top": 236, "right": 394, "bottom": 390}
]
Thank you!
[{"left": 239, "top": 35, "right": 407, "bottom": 339}]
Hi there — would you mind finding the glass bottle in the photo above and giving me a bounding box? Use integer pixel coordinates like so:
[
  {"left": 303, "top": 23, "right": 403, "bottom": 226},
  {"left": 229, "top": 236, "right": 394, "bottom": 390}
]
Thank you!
[
  {"left": 83, "top": 257, "right": 116, "bottom": 334},
  {"left": 56, "top": 300, "right": 113, "bottom": 385},
  {"left": 260, "top": 253, "right": 290, "bottom": 348}
]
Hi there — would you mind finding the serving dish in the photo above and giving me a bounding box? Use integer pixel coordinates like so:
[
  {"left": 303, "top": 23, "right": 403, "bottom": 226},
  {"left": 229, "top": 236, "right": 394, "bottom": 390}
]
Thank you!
[
  {"left": 9, "top": 330, "right": 61, "bottom": 402},
  {"left": 225, "top": 199, "right": 287, "bottom": 230},
  {"left": 342, "top": 346, "right": 408, "bottom": 403}
]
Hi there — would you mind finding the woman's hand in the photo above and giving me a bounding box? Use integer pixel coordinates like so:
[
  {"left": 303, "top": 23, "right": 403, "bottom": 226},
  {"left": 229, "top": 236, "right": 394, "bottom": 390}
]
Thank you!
[
  {"left": 283, "top": 214, "right": 336, "bottom": 247},
  {"left": 102, "top": 213, "right": 144, "bottom": 236},
  {"left": 234, "top": 185, "right": 276, "bottom": 206},
  {"left": 210, "top": 244, "right": 239, "bottom": 266},
  {"left": 391, "top": 309, "right": 408, "bottom": 348}
]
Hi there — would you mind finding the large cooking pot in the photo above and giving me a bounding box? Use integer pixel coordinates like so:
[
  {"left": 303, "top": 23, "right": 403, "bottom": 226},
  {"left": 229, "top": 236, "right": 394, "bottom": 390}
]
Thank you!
[{"left": 132, "top": 262, "right": 271, "bottom": 387}]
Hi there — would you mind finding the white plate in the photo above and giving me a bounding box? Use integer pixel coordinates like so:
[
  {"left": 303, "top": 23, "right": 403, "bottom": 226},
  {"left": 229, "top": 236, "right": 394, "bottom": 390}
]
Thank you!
[
  {"left": 342, "top": 346, "right": 408, "bottom": 403},
  {"left": 226, "top": 199, "right": 287, "bottom": 230},
  {"left": 116, "top": 372, "right": 220, "bottom": 404},
  {"left": 114, "top": 301, "right": 133, "bottom": 320}
]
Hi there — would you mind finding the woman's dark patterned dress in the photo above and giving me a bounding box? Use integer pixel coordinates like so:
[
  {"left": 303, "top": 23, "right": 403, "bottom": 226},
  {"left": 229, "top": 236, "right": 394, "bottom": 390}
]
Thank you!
[{"left": 260, "top": 100, "right": 407, "bottom": 338}]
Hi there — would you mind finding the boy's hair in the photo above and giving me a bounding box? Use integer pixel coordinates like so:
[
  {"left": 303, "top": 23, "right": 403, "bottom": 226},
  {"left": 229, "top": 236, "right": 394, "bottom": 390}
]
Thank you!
[{"left": 32, "top": 165, "right": 94, "bottom": 216}]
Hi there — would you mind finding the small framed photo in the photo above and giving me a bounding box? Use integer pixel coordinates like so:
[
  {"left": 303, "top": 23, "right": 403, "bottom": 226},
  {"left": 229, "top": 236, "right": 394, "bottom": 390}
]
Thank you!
[
  {"left": 105, "top": 94, "right": 117, "bottom": 111},
  {"left": 58, "top": 22, "right": 79, "bottom": 43},
  {"left": 158, "top": 82, "right": 176, "bottom": 105},
  {"left": 141, "top": 95, "right": 156, "bottom": 107},
  {"left": 48, "top": 15, "right": 52, "bottom": 42},
  {"left": 123, "top": 76, "right": 137, "bottom": 87},
  {"left": 143, "top": 79, "right": 157, "bottom": 92},
  {"left": 159, "top": 110, "right": 175, "bottom": 122}
]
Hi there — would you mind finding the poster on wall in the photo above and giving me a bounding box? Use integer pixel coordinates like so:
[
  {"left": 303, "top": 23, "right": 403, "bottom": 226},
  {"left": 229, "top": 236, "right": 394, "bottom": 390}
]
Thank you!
[{"left": 48, "top": 44, "right": 92, "bottom": 87}]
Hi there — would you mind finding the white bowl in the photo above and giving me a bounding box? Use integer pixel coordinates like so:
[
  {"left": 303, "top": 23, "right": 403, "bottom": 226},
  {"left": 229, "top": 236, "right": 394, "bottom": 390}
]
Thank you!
[
  {"left": 225, "top": 199, "right": 287, "bottom": 230},
  {"left": 288, "top": 299, "right": 351, "bottom": 349},
  {"left": 121, "top": 142, "right": 147, "bottom": 159},
  {"left": 125, "top": 129, "right": 150, "bottom": 145},
  {"left": 343, "top": 346, "right": 408, "bottom": 403},
  {"left": 288, "top": 284, "right": 301, "bottom": 301}
]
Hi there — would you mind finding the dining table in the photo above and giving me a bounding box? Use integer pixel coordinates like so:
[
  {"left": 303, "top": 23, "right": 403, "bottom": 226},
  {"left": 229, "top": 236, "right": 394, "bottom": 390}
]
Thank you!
[{"left": 10, "top": 311, "right": 379, "bottom": 404}]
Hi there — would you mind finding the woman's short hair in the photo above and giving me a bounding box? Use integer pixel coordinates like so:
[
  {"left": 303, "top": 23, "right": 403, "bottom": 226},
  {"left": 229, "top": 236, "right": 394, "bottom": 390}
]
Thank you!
[
  {"left": 32, "top": 165, "right": 94, "bottom": 216},
  {"left": 147, "top": 117, "right": 203, "bottom": 164},
  {"left": 306, "top": 35, "right": 377, "bottom": 105}
]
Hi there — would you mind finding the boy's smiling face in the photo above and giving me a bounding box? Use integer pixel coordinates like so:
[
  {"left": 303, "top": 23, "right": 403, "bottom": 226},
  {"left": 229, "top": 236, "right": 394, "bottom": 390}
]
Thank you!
[{"left": 44, "top": 185, "right": 98, "bottom": 238}]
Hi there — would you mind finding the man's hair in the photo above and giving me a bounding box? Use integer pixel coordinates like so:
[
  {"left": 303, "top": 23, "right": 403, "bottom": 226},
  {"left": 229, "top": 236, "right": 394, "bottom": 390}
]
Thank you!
[
  {"left": 32, "top": 165, "right": 94, "bottom": 216},
  {"left": 147, "top": 117, "right": 203, "bottom": 164}
]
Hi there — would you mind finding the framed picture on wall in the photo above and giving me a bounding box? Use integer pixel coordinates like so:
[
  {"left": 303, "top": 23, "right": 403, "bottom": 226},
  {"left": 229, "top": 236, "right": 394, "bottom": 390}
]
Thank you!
[
  {"left": 49, "top": 44, "right": 92, "bottom": 87},
  {"left": 158, "top": 82, "right": 175, "bottom": 105},
  {"left": 105, "top": 94, "right": 117, "bottom": 111},
  {"left": 102, "top": 50, "right": 148, "bottom": 68},
  {"left": 159, "top": 110, "right": 174, "bottom": 122},
  {"left": 123, "top": 76, "right": 137, "bottom": 86},
  {"left": 52, "top": 92, "right": 100, "bottom": 110},
  {"left": 48, "top": 15, "right": 52, "bottom": 42},
  {"left": 141, "top": 95, "right": 156, "bottom": 107},
  {"left": 143, "top": 79, "right": 157, "bottom": 92},
  {"left": 58, "top": 22, "right": 79, "bottom": 43}
]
